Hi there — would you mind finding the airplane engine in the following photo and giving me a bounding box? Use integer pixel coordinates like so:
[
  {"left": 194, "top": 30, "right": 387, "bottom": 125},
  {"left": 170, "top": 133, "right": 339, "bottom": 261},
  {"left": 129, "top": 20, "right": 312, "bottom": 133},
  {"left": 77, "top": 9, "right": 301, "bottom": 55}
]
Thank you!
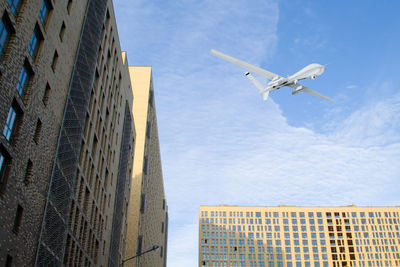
[
  {"left": 294, "top": 80, "right": 298, "bottom": 84},
  {"left": 311, "top": 75, "right": 316, "bottom": 80}
]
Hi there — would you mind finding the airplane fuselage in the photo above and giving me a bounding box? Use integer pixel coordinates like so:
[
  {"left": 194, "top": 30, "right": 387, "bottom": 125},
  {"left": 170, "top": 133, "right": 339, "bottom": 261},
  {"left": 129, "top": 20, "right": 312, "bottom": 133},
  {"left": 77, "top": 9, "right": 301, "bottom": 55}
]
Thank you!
[{"left": 266, "top": 63, "right": 325, "bottom": 91}]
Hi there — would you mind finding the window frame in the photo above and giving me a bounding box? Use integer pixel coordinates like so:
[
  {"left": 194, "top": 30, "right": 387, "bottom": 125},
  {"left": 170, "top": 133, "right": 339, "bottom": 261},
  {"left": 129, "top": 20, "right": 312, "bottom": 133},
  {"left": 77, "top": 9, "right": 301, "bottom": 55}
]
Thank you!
[
  {"left": 8, "top": 0, "right": 21, "bottom": 15},
  {"left": 3, "top": 106, "right": 16, "bottom": 141}
]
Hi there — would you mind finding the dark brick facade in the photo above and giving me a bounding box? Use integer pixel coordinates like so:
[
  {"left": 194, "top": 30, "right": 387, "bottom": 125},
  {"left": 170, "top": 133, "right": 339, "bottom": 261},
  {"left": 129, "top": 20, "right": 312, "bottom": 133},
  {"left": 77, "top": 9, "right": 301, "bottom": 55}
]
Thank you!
[{"left": 0, "top": 0, "right": 136, "bottom": 266}]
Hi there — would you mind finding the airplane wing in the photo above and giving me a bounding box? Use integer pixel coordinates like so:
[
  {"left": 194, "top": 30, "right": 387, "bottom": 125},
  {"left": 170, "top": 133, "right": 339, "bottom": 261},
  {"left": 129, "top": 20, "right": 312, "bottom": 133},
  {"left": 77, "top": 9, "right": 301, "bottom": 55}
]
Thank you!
[
  {"left": 211, "top": 49, "right": 279, "bottom": 80},
  {"left": 289, "top": 84, "right": 331, "bottom": 101}
]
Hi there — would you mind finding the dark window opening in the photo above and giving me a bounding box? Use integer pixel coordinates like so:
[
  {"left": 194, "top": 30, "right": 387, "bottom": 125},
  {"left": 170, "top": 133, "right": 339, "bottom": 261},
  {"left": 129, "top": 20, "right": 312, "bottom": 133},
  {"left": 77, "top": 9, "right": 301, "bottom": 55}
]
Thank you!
[
  {"left": 28, "top": 24, "right": 43, "bottom": 60},
  {"left": 3, "top": 100, "right": 23, "bottom": 144},
  {"left": 42, "top": 82, "right": 51, "bottom": 105},
  {"left": 24, "top": 159, "right": 33, "bottom": 184},
  {"left": 33, "top": 119, "right": 42, "bottom": 143},
  {"left": 5, "top": 254, "right": 13, "bottom": 267},
  {"left": 0, "top": 146, "right": 11, "bottom": 195},
  {"left": 51, "top": 50, "right": 58, "bottom": 71},
  {"left": 13, "top": 204, "right": 23, "bottom": 233},
  {"left": 59, "top": 21, "right": 66, "bottom": 41}
]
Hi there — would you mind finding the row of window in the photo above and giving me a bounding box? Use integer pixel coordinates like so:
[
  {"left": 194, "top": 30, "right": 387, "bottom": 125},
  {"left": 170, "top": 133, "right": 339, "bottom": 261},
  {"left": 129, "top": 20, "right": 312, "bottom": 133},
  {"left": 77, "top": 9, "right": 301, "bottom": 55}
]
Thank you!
[
  {"left": 201, "top": 259, "right": 330, "bottom": 267},
  {"left": 201, "top": 211, "right": 400, "bottom": 219}
]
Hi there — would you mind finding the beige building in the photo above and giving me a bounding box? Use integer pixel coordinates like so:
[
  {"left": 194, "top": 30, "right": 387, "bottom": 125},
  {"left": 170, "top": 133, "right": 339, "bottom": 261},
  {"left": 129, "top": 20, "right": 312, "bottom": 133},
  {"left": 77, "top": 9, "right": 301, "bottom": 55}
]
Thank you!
[
  {"left": 0, "top": 0, "right": 141, "bottom": 266},
  {"left": 125, "top": 66, "right": 168, "bottom": 267},
  {"left": 199, "top": 205, "right": 400, "bottom": 267}
]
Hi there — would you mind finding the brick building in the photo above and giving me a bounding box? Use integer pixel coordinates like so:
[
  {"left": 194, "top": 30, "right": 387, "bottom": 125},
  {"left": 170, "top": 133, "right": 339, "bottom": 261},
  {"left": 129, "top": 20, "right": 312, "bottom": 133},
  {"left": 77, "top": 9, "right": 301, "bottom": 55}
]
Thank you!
[{"left": 0, "top": 0, "right": 140, "bottom": 266}]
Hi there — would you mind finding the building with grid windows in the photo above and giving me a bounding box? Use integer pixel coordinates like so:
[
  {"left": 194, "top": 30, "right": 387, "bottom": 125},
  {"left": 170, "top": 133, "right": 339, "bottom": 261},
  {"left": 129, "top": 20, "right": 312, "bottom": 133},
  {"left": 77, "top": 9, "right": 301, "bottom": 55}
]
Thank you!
[
  {"left": 0, "top": 0, "right": 148, "bottom": 266},
  {"left": 199, "top": 205, "right": 400, "bottom": 267}
]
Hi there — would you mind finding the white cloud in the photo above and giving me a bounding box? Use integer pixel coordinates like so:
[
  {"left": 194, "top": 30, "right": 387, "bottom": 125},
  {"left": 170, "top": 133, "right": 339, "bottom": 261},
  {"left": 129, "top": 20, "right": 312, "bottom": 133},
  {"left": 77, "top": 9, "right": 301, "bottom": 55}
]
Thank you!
[
  {"left": 114, "top": 1, "right": 400, "bottom": 266},
  {"left": 346, "top": 84, "right": 357, "bottom": 89}
]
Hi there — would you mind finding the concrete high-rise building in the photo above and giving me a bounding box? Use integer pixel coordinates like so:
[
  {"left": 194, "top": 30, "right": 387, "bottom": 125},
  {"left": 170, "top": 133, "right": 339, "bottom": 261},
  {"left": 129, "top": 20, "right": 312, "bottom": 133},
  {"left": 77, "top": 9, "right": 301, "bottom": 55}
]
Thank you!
[
  {"left": 0, "top": 0, "right": 140, "bottom": 266},
  {"left": 125, "top": 66, "right": 168, "bottom": 267},
  {"left": 199, "top": 205, "right": 400, "bottom": 267}
]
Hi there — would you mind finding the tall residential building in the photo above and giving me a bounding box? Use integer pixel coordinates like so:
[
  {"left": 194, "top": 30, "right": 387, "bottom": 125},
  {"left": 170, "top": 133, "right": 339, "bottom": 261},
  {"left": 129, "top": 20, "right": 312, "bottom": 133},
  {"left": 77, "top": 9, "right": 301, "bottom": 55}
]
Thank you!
[
  {"left": 199, "top": 205, "right": 400, "bottom": 267},
  {"left": 0, "top": 0, "right": 137, "bottom": 266},
  {"left": 125, "top": 66, "right": 168, "bottom": 267}
]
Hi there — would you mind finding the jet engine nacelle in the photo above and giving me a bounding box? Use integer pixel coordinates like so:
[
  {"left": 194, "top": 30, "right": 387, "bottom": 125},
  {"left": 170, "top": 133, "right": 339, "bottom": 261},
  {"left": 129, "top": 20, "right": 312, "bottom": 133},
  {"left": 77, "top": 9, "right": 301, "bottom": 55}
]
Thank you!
[{"left": 311, "top": 75, "right": 316, "bottom": 80}]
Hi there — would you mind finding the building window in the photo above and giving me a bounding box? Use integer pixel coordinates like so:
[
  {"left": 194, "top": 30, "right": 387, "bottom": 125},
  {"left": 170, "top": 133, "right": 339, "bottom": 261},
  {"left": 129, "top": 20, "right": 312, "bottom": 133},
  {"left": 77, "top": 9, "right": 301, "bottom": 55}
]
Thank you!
[
  {"left": 13, "top": 204, "right": 23, "bottom": 233},
  {"left": 0, "top": 14, "right": 14, "bottom": 56},
  {"left": 140, "top": 194, "right": 146, "bottom": 213},
  {"left": 0, "top": 148, "right": 11, "bottom": 194},
  {"left": 59, "top": 21, "right": 66, "bottom": 41},
  {"left": 5, "top": 255, "right": 13, "bottom": 267},
  {"left": 42, "top": 82, "right": 51, "bottom": 105},
  {"left": 51, "top": 50, "right": 58, "bottom": 71},
  {"left": 24, "top": 159, "right": 32, "bottom": 184},
  {"left": 137, "top": 235, "right": 143, "bottom": 254},
  {"left": 67, "top": 0, "right": 73, "bottom": 14},
  {"left": 146, "top": 120, "right": 152, "bottom": 138},
  {"left": 33, "top": 119, "right": 42, "bottom": 143},
  {"left": 28, "top": 31, "right": 37, "bottom": 56},
  {"left": 28, "top": 25, "right": 43, "bottom": 59},
  {"left": 0, "top": 19, "right": 8, "bottom": 55},
  {"left": 17, "top": 63, "right": 32, "bottom": 96},
  {"left": 8, "top": 0, "right": 20, "bottom": 14},
  {"left": 3, "top": 106, "right": 16, "bottom": 140},
  {"left": 143, "top": 156, "right": 148, "bottom": 174},
  {"left": 38, "top": 0, "right": 50, "bottom": 24},
  {"left": 3, "top": 101, "right": 23, "bottom": 144}
]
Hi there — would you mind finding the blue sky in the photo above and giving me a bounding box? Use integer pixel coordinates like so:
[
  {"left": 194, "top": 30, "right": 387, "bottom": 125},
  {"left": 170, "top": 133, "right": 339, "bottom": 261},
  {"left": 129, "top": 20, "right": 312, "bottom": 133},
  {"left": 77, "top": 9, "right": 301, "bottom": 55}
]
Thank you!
[{"left": 114, "top": 1, "right": 400, "bottom": 266}]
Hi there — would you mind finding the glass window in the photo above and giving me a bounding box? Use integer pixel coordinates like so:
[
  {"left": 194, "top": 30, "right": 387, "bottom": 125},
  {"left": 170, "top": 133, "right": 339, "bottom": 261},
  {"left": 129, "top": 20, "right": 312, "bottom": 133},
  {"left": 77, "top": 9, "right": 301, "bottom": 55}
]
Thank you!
[
  {"left": 28, "top": 31, "right": 38, "bottom": 57},
  {"left": 255, "top": 212, "right": 261, "bottom": 218},
  {"left": 0, "top": 18, "right": 9, "bottom": 55},
  {"left": 273, "top": 212, "right": 279, "bottom": 218},
  {"left": 8, "top": 0, "right": 20, "bottom": 14},
  {"left": 3, "top": 106, "right": 16, "bottom": 140},
  {"left": 39, "top": 0, "right": 49, "bottom": 24},
  {"left": 0, "top": 152, "right": 4, "bottom": 174},
  {"left": 17, "top": 65, "right": 28, "bottom": 95},
  {"left": 291, "top": 212, "right": 297, "bottom": 218},
  {"left": 308, "top": 212, "right": 314, "bottom": 217}
]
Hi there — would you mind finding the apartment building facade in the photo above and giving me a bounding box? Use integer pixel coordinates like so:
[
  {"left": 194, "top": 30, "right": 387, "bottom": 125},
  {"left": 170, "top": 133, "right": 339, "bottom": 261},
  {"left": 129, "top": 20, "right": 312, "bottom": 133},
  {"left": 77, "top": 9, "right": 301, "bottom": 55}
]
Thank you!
[
  {"left": 125, "top": 66, "right": 168, "bottom": 267},
  {"left": 199, "top": 205, "right": 400, "bottom": 267},
  {"left": 0, "top": 0, "right": 137, "bottom": 266}
]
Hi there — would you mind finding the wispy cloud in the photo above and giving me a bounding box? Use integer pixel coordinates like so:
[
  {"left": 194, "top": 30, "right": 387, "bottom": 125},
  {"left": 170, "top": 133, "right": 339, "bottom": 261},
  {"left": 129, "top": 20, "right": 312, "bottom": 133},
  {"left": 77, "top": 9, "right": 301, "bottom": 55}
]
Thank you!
[
  {"left": 114, "top": 1, "right": 400, "bottom": 267},
  {"left": 346, "top": 84, "right": 357, "bottom": 89}
]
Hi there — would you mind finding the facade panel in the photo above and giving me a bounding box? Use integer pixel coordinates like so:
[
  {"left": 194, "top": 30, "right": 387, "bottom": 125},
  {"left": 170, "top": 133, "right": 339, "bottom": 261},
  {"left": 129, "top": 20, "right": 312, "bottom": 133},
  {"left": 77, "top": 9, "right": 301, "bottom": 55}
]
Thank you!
[{"left": 199, "top": 206, "right": 400, "bottom": 267}]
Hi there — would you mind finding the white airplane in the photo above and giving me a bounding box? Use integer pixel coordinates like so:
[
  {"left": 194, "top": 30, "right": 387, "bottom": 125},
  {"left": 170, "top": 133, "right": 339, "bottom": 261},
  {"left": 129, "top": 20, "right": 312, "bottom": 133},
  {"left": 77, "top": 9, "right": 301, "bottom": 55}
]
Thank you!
[{"left": 210, "top": 49, "right": 331, "bottom": 101}]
